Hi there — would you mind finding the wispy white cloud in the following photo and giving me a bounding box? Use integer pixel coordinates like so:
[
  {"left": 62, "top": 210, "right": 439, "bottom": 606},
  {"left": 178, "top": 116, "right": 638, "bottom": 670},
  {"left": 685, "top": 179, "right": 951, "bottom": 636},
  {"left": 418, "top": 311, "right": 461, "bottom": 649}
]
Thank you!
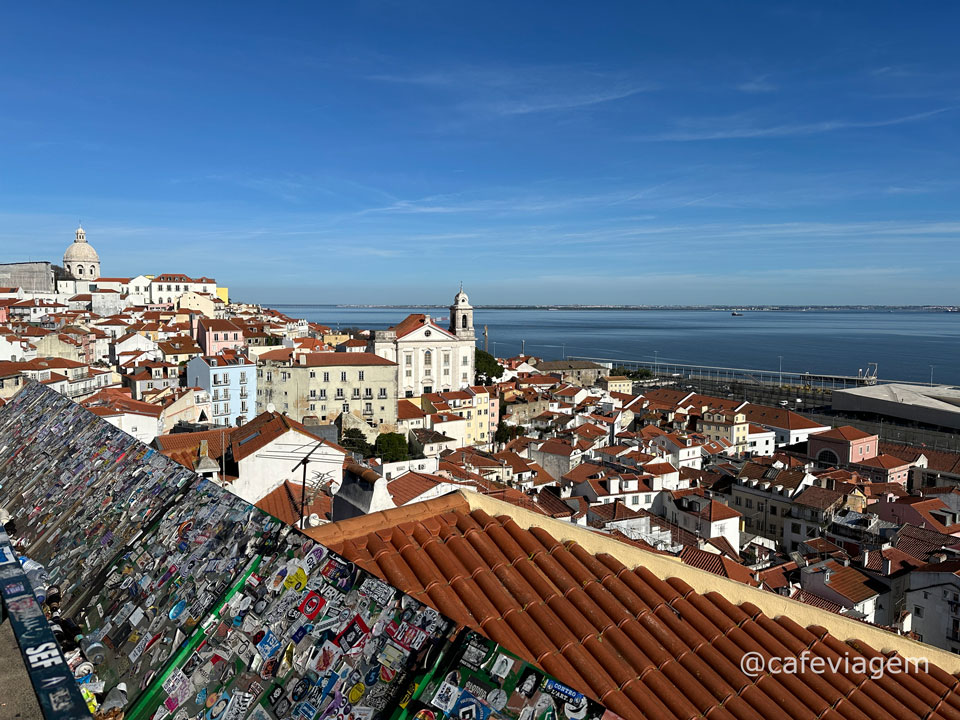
[
  {"left": 486, "top": 86, "right": 650, "bottom": 116},
  {"left": 640, "top": 107, "right": 952, "bottom": 141},
  {"left": 367, "top": 63, "right": 653, "bottom": 117},
  {"left": 737, "top": 75, "right": 777, "bottom": 93}
]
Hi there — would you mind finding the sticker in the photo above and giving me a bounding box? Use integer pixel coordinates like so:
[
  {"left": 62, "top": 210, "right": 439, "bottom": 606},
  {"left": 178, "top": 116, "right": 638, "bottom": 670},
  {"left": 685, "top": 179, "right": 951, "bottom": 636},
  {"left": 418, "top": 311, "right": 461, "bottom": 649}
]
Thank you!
[
  {"left": 298, "top": 591, "right": 325, "bottom": 620},
  {"left": 256, "top": 630, "right": 282, "bottom": 660}
]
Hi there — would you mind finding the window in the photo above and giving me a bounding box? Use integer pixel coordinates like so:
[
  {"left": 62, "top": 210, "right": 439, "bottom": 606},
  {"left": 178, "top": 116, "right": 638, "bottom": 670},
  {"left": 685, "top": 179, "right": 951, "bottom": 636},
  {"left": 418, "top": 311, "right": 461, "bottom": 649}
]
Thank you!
[
  {"left": 365, "top": 402, "right": 373, "bottom": 413},
  {"left": 214, "top": 333, "right": 219, "bottom": 341},
  {"left": 424, "top": 350, "right": 432, "bottom": 364},
  {"left": 770, "top": 506, "right": 777, "bottom": 515},
  {"left": 323, "top": 372, "right": 329, "bottom": 382},
  {"left": 462, "top": 356, "right": 468, "bottom": 366},
  {"left": 405, "top": 370, "right": 412, "bottom": 378},
  {"left": 310, "top": 389, "right": 316, "bottom": 399},
  {"left": 340, "top": 371, "right": 347, "bottom": 382},
  {"left": 443, "top": 354, "right": 450, "bottom": 366},
  {"left": 342, "top": 403, "right": 350, "bottom": 413},
  {"left": 319, "top": 390, "right": 327, "bottom": 400},
  {"left": 335, "top": 388, "right": 344, "bottom": 399},
  {"left": 352, "top": 389, "right": 360, "bottom": 399},
  {"left": 745, "top": 499, "right": 753, "bottom": 509},
  {"left": 378, "top": 388, "right": 387, "bottom": 399},
  {"left": 791, "top": 523, "right": 800, "bottom": 534},
  {"left": 735, "top": 496, "right": 741, "bottom": 506},
  {"left": 310, "top": 370, "right": 316, "bottom": 379},
  {"left": 915, "top": 606, "right": 924, "bottom": 618},
  {"left": 358, "top": 371, "right": 365, "bottom": 381},
  {"left": 405, "top": 355, "right": 412, "bottom": 366}
]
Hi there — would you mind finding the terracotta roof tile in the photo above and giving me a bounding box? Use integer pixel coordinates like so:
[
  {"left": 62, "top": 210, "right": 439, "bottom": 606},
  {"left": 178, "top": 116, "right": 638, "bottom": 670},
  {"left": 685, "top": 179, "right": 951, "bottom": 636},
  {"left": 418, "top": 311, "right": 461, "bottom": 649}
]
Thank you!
[{"left": 306, "top": 491, "right": 960, "bottom": 720}]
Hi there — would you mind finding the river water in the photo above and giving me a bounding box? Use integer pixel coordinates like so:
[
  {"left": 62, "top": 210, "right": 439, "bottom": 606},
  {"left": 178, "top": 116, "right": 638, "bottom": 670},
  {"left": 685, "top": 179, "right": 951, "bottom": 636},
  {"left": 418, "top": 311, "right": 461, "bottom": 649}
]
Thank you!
[{"left": 270, "top": 306, "right": 960, "bottom": 386}]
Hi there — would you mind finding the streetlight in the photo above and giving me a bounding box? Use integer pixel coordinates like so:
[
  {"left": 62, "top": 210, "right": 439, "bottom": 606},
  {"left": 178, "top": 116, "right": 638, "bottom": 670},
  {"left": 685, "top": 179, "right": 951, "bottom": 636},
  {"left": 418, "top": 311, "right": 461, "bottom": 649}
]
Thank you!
[
  {"left": 654, "top": 350, "right": 659, "bottom": 376},
  {"left": 778, "top": 356, "right": 783, "bottom": 388},
  {"left": 930, "top": 365, "right": 936, "bottom": 387}
]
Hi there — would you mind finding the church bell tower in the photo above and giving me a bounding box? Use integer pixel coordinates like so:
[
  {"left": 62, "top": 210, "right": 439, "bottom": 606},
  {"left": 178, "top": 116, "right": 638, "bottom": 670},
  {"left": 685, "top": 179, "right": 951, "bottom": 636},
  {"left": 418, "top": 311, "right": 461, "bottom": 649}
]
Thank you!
[{"left": 450, "top": 284, "right": 475, "bottom": 340}]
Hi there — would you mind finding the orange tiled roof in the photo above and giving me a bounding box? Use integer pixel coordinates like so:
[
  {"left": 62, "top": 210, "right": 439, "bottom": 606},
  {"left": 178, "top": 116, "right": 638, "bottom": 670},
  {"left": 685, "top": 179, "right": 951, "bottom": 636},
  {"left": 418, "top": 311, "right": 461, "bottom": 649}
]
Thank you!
[
  {"left": 679, "top": 546, "right": 758, "bottom": 586},
  {"left": 814, "top": 425, "right": 875, "bottom": 442},
  {"left": 255, "top": 481, "right": 331, "bottom": 527},
  {"left": 303, "top": 493, "right": 960, "bottom": 720}
]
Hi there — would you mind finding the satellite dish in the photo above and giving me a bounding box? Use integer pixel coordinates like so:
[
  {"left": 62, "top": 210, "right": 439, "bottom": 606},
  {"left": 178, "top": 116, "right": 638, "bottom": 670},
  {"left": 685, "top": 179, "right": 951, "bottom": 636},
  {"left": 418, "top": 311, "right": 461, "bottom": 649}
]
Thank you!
[{"left": 266, "top": 403, "right": 276, "bottom": 413}]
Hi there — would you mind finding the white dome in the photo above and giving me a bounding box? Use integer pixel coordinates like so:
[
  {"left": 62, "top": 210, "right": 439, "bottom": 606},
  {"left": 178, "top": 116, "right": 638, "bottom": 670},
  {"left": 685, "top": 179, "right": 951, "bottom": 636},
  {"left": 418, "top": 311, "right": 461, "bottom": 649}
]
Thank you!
[
  {"left": 454, "top": 289, "right": 470, "bottom": 305},
  {"left": 64, "top": 241, "right": 100, "bottom": 263},
  {"left": 64, "top": 226, "right": 100, "bottom": 263}
]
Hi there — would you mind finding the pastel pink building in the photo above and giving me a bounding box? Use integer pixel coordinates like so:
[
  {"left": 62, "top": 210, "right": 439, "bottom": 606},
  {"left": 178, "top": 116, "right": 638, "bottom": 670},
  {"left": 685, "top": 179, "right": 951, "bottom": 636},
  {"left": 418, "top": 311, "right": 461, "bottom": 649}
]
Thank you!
[
  {"left": 808, "top": 425, "right": 877, "bottom": 466},
  {"left": 195, "top": 317, "right": 244, "bottom": 356},
  {"left": 808, "top": 425, "right": 913, "bottom": 485}
]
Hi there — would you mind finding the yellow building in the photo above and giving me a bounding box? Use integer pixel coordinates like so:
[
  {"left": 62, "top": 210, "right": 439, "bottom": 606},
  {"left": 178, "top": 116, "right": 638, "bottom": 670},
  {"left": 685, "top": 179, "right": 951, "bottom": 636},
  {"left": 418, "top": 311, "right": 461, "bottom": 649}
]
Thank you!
[
  {"left": 419, "top": 387, "right": 494, "bottom": 448},
  {"left": 599, "top": 375, "right": 633, "bottom": 394},
  {"left": 700, "top": 408, "right": 749, "bottom": 455},
  {"left": 216, "top": 286, "right": 229, "bottom": 303},
  {"left": 323, "top": 332, "right": 351, "bottom": 347}
]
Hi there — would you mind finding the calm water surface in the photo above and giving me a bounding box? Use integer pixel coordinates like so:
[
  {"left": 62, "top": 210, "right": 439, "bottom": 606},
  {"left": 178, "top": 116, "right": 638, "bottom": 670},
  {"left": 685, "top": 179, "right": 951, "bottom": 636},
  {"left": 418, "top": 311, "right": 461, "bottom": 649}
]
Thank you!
[{"left": 271, "top": 307, "right": 960, "bottom": 385}]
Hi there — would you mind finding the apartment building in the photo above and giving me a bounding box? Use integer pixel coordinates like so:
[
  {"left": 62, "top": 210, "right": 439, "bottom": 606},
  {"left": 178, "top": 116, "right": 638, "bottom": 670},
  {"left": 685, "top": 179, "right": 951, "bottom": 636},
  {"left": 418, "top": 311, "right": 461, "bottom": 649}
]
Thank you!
[
  {"left": 257, "top": 350, "right": 397, "bottom": 428},
  {"left": 187, "top": 350, "right": 256, "bottom": 427}
]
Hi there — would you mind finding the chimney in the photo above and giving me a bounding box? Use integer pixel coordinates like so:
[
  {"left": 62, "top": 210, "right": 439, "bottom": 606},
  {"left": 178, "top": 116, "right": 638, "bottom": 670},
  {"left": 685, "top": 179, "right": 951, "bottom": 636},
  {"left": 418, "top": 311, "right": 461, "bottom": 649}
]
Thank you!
[
  {"left": 298, "top": 353, "right": 307, "bottom": 366},
  {"left": 882, "top": 555, "right": 892, "bottom": 575},
  {"left": 863, "top": 549, "right": 869, "bottom": 567}
]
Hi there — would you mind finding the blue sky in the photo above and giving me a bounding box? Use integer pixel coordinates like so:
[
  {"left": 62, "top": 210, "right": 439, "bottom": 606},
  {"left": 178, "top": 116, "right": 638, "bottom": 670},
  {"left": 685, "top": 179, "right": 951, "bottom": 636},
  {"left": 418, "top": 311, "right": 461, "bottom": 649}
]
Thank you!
[{"left": 1, "top": 2, "right": 958, "bottom": 304}]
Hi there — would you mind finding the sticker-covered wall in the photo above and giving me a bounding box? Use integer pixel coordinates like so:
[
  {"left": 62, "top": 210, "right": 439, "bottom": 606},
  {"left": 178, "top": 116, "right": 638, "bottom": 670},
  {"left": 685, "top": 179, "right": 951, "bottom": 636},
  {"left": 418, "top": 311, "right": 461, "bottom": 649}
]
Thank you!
[{"left": 0, "top": 382, "right": 622, "bottom": 720}]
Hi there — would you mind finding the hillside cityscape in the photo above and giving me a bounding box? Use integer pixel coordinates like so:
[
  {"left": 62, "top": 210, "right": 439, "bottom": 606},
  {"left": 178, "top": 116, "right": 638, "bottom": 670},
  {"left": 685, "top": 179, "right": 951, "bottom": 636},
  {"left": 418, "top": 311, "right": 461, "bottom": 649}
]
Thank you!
[{"left": 1, "top": 4, "right": 959, "bottom": 720}]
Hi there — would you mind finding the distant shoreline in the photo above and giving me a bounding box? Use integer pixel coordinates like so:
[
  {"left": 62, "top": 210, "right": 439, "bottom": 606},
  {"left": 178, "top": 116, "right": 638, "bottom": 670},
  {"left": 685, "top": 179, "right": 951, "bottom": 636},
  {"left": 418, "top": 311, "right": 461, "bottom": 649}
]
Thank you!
[{"left": 263, "top": 304, "right": 959, "bottom": 313}]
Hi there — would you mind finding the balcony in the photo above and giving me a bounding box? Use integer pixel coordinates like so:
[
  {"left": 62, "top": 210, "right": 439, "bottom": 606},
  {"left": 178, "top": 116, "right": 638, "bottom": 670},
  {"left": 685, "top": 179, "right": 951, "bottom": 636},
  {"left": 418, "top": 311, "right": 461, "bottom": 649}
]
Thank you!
[{"left": 239, "top": 390, "right": 248, "bottom": 399}]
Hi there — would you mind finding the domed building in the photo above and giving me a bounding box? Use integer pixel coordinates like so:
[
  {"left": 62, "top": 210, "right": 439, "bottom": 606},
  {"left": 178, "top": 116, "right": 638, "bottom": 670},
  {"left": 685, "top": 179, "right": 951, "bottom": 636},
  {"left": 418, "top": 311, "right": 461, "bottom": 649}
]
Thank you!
[{"left": 63, "top": 225, "right": 100, "bottom": 280}]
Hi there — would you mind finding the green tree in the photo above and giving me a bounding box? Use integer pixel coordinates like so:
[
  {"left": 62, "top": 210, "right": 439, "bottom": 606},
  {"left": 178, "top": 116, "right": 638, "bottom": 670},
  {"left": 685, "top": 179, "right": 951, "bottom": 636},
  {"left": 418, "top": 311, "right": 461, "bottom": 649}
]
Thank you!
[
  {"left": 375, "top": 432, "right": 409, "bottom": 463},
  {"left": 475, "top": 348, "right": 504, "bottom": 384},
  {"left": 611, "top": 366, "right": 653, "bottom": 380},
  {"left": 495, "top": 420, "right": 512, "bottom": 445},
  {"left": 340, "top": 428, "right": 374, "bottom": 458}
]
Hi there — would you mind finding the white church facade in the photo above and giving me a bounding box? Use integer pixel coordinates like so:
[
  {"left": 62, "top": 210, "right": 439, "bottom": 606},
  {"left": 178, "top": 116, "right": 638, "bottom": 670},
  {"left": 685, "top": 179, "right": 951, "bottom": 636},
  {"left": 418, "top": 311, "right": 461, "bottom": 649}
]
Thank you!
[{"left": 370, "top": 287, "right": 476, "bottom": 397}]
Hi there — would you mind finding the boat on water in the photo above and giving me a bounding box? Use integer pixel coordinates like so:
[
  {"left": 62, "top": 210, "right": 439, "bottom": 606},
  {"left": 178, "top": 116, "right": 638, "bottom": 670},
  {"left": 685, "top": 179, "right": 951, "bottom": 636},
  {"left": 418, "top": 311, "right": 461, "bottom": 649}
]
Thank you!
[{"left": 731, "top": 311, "right": 744, "bottom": 316}]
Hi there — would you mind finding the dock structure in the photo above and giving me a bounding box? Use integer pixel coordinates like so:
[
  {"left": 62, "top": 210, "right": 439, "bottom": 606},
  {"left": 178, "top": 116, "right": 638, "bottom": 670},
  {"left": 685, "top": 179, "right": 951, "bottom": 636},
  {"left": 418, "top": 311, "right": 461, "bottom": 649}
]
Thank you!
[{"left": 567, "top": 356, "right": 891, "bottom": 390}]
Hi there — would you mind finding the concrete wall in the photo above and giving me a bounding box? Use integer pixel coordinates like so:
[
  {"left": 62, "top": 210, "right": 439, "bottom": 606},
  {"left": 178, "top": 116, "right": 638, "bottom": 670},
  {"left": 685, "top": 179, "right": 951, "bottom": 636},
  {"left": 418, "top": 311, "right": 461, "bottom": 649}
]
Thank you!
[{"left": 0, "top": 262, "right": 55, "bottom": 292}]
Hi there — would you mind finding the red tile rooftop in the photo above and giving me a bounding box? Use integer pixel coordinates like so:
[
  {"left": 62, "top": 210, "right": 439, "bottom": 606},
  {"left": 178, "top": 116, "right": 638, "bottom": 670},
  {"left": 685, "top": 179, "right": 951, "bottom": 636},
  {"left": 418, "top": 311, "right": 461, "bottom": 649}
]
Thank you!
[
  {"left": 305, "top": 490, "right": 960, "bottom": 720},
  {"left": 813, "top": 425, "right": 876, "bottom": 442}
]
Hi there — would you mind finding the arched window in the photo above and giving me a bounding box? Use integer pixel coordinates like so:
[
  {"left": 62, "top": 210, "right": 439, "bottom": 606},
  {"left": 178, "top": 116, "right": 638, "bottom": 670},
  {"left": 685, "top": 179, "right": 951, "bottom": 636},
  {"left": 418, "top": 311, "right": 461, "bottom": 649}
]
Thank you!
[
  {"left": 461, "top": 314, "right": 468, "bottom": 329},
  {"left": 90, "top": 265, "right": 95, "bottom": 275},
  {"left": 424, "top": 350, "right": 432, "bottom": 364},
  {"left": 817, "top": 449, "right": 840, "bottom": 466},
  {"left": 77, "top": 266, "right": 84, "bottom": 276}
]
